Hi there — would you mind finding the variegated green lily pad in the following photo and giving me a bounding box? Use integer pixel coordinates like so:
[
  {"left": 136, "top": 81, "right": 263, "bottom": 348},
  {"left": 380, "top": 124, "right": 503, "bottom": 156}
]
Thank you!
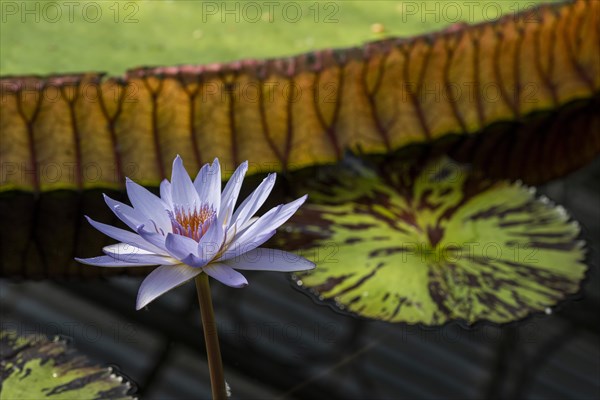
[
  {"left": 0, "top": 330, "right": 135, "bottom": 400},
  {"left": 280, "top": 157, "right": 587, "bottom": 325}
]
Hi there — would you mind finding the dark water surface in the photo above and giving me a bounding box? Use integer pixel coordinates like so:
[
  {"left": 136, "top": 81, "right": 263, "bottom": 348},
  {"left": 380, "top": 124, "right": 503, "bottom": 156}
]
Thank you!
[{"left": 1, "top": 158, "right": 599, "bottom": 399}]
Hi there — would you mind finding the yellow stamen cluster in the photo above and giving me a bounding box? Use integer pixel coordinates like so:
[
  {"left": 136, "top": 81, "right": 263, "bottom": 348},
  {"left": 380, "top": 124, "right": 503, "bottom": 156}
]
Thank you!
[{"left": 170, "top": 205, "right": 215, "bottom": 241}]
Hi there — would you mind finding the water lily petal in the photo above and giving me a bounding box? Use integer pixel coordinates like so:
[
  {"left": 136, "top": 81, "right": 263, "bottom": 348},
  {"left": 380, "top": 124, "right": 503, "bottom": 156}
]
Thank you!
[
  {"left": 85, "top": 216, "right": 166, "bottom": 254},
  {"left": 194, "top": 158, "right": 221, "bottom": 211},
  {"left": 164, "top": 233, "right": 206, "bottom": 267},
  {"left": 103, "top": 194, "right": 146, "bottom": 231},
  {"left": 224, "top": 204, "right": 282, "bottom": 252},
  {"left": 104, "top": 243, "right": 153, "bottom": 256},
  {"left": 218, "top": 230, "right": 275, "bottom": 261},
  {"left": 198, "top": 218, "right": 225, "bottom": 261},
  {"left": 110, "top": 205, "right": 138, "bottom": 231},
  {"left": 103, "top": 243, "right": 179, "bottom": 265},
  {"left": 263, "top": 195, "right": 307, "bottom": 229},
  {"left": 136, "top": 264, "right": 202, "bottom": 310},
  {"left": 75, "top": 255, "right": 156, "bottom": 267},
  {"left": 165, "top": 233, "right": 197, "bottom": 257},
  {"left": 223, "top": 248, "right": 316, "bottom": 271},
  {"left": 222, "top": 216, "right": 258, "bottom": 246},
  {"left": 230, "top": 173, "right": 276, "bottom": 228},
  {"left": 171, "top": 155, "right": 200, "bottom": 208},
  {"left": 112, "top": 205, "right": 152, "bottom": 236},
  {"left": 224, "top": 195, "right": 307, "bottom": 258},
  {"left": 203, "top": 263, "right": 248, "bottom": 288},
  {"left": 235, "top": 216, "right": 258, "bottom": 235},
  {"left": 137, "top": 225, "right": 168, "bottom": 253},
  {"left": 179, "top": 254, "right": 208, "bottom": 268},
  {"left": 160, "top": 179, "right": 173, "bottom": 207},
  {"left": 218, "top": 161, "right": 248, "bottom": 227},
  {"left": 243, "top": 195, "right": 306, "bottom": 237},
  {"left": 217, "top": 202, "right": 234, "bottom": 231},
  {"left": 126, "top": 178, "right": 171, "bottom": 232},
  {"left": 110, "top": 204, "right": 171, "bottom": 253}
]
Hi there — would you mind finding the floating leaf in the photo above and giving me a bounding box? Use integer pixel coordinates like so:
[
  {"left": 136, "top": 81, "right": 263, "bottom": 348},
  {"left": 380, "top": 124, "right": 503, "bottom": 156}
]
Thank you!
[
  {"left": 0, "top": 0, "right": 598, "bottom": 192},
  {"left": 0, "top": 330, "right": 135, "bottom": 400},
  {"left": 280, "top": 157, "right": 587, "bottom": 325}
]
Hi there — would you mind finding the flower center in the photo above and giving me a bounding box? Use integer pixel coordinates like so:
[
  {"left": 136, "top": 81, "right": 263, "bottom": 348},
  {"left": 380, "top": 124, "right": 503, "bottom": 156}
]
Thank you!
[{"left": 169, "top": 205, "right": 215, "bottom": 242}]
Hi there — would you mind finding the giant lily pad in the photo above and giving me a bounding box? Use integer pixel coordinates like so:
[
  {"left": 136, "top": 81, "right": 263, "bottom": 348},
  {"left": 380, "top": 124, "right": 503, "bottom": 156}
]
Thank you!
[
  {"left": 1, "top": 0, "right": 598, "bottom": 193},
  {"left": 0, "top": 330, "right": 135, "bottom": 399},
  {"left": 279, "top": 156, "right": 587, "bottom": 325}
]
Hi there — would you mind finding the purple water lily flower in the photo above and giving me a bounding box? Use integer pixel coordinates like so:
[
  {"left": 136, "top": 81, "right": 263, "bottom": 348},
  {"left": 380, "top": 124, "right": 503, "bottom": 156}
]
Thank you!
[{"left": 77, "top": 156, "right": 315, "bottom": 309}]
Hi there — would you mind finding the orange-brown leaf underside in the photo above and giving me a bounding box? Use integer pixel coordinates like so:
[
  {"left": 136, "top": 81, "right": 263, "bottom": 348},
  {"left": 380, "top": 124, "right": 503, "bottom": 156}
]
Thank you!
[{"left": 1, "top": 0, "right": 599, "bottom": 192}]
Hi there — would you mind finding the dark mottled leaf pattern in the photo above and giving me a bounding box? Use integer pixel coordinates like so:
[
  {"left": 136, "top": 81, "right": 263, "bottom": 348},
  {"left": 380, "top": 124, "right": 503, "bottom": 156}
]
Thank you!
[
  {"left": 0, "top": 330, "right": 135, "bottom": 399},
  {"left": 279, "top": 157, "right": 587, "bottom": 325}
]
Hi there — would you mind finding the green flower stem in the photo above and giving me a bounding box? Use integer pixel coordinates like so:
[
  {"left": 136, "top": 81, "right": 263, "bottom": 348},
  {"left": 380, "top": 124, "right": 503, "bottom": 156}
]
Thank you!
[{"left": 195, "top": 273, "right": 227, "bottom": 400}]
